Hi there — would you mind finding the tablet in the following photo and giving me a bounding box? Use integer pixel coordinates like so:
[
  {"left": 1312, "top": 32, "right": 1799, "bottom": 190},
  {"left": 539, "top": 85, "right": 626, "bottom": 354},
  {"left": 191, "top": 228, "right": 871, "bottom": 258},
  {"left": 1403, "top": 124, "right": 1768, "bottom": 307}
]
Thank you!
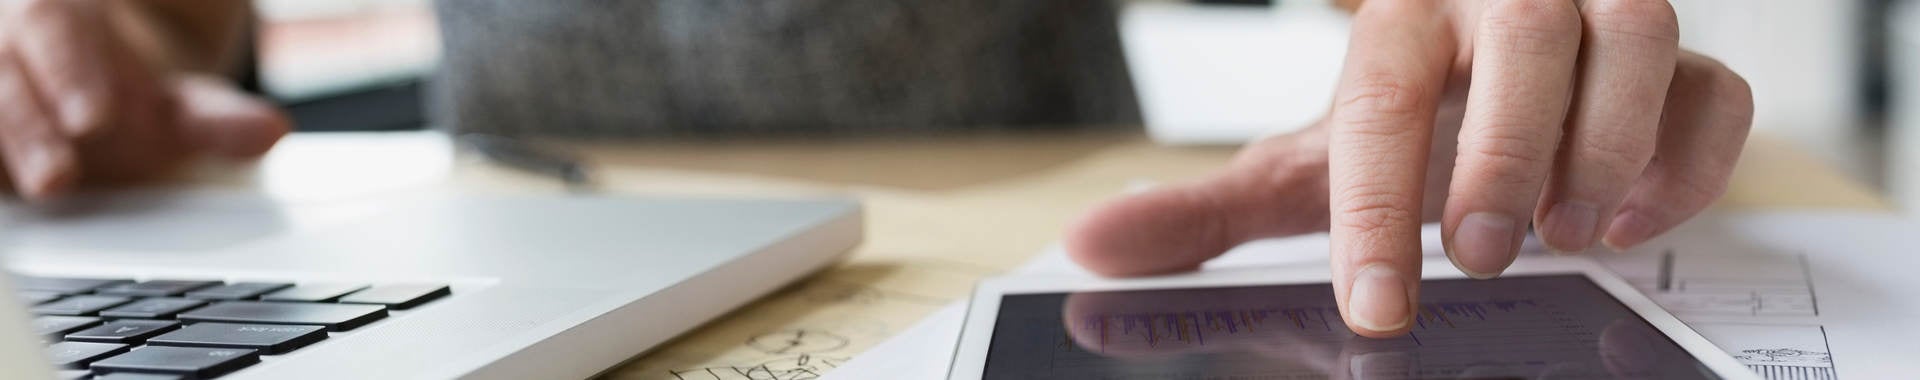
[{"left": 948, "top": 256, "right": 1758, "bottom": 379}]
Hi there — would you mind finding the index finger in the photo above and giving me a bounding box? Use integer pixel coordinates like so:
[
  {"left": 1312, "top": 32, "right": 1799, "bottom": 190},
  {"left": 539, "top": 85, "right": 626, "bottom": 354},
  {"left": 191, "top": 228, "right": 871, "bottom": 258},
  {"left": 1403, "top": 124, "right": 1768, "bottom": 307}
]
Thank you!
[
  {"left": 1325, "top": 0, "right": 1458, "bottom": 338},
  {"left": 0, "top": 49, "right": 79, "bottom": 199}
]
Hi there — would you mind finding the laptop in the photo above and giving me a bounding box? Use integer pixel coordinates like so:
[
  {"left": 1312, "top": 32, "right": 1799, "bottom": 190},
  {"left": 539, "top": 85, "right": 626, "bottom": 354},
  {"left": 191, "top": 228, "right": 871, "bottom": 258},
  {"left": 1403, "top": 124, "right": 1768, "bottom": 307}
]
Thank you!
[{"left": 0, "top": 193, "right": 863, "bottom": 379}]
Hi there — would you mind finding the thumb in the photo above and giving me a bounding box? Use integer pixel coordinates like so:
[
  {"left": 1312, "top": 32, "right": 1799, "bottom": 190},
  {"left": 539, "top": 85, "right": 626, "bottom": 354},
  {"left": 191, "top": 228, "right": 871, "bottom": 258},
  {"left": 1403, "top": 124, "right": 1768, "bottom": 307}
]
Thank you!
[
  {"left": 1065, "top": 127, "right": 1332, "bottom": 276},
  {"left": 173, "top": 74, "right": 290, "bottom": 158}
]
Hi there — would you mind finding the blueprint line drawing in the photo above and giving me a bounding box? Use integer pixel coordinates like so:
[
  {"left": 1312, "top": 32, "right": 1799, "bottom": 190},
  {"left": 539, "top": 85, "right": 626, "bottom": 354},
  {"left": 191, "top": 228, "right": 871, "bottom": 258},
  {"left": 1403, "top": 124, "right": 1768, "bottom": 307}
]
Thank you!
[
  {"left": 1612, "top": 250, "right": 1818, "bottom": 317},
  {"left": 668, "top": 354, "right": 849, "bottom": 380},
  {"left": 1702, "top": 322, "right": 1838, "bottom": 380},
  {"left": 1600, "top": 248, "right": 1842, "bottom": 380}
]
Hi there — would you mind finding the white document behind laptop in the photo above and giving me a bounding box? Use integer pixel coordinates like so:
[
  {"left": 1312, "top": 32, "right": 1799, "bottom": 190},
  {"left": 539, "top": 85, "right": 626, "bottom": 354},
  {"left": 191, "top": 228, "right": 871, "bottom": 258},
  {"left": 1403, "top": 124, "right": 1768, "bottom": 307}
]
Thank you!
[{"left": 828, "top": 212, "right": 1920, "bottom": 379}]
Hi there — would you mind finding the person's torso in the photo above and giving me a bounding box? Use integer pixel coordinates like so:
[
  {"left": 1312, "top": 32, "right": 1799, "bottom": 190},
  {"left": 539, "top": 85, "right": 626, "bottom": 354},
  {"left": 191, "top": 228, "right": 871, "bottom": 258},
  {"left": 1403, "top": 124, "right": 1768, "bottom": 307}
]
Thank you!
[{"left": 433, "top": 0, "right": 1139, "bottom": 137}]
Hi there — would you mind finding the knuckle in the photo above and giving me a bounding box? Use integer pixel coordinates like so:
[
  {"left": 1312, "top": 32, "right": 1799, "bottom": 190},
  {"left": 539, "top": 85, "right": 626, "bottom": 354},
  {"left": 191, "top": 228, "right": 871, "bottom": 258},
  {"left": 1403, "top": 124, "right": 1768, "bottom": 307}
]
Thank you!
[
  {"left": 1574, "top": 128, "right": 1657, "bottom": 176},
  {"left": 1481, "top": 0, "right": 1583, "bottom": 55},
  {"left": 1581, "top": 0, "right": 1680, "bottom": 43},
  {"left": 1334, "top": 192, "right": 1419, "bottom": 235},
  {"left": 1356, "top": 0, "right": 1440, "bottom": 23},
  {"left": 1486, "top": 0, "right": 1583, "bottom": 23},
  {"left": 1337, "top": 73, "right": 1433, "bottom": 126},
  {"left": 1461, "top": 125, "right": 1557, "bottom": 165},
  {"left": 1476, "top": 89, "right": 1568, "bottom": 127},
  {"left": 1456, "top": 129, "right": 1558, "bottom": 187},
  {"left": 1338, "top": 119, "right": 1424, "bottom": 146}
]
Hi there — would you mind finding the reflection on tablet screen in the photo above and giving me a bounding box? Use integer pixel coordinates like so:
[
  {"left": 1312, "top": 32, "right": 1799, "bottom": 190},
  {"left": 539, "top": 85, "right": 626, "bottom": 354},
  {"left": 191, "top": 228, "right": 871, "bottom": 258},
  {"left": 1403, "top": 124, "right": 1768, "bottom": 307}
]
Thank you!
[{"left": 982, "top": 275, "right": 1721, "bottom": 379}]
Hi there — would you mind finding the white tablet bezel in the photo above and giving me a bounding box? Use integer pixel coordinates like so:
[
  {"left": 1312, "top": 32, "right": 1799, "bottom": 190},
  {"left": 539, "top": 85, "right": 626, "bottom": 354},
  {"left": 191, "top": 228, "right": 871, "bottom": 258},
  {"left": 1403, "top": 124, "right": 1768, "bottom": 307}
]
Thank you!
[{"left": 947, "top": 256, "right": 1759, "bottom": 380}]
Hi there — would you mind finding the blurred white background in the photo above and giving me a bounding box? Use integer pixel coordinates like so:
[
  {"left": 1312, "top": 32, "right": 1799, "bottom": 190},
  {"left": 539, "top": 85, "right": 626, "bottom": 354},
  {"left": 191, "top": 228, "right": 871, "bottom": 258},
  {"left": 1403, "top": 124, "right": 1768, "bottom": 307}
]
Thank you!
[{"left": 1890, "top": 0, "right": 1920, "bottom": 212}]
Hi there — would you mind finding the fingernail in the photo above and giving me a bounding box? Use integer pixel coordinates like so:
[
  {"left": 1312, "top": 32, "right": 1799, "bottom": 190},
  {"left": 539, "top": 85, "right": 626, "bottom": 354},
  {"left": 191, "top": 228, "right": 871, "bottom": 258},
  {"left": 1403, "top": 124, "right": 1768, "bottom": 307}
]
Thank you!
[
  {"left": 58, "top": 95, "right": 99, "bottom": 135},
  {"left": 19, "top": 146, "right": 74, "bottom": 200},
  {"left": 1541, "top": 201, "right": 1599, "bottom": 253},
  {"left": 1450, "top": 212, "right": 1517, "bottom": 279},
  {"left": 1602, "top": 211, "right": 1657, "bottom": 251},
  {"left": 1349, "top": 264, "right": 1410, "bottom": 332}
]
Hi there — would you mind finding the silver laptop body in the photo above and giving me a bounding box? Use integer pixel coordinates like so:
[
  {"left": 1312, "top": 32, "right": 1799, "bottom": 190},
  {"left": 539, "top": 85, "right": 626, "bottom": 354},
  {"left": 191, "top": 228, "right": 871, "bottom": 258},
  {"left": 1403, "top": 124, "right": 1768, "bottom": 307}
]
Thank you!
[{"left": 0, "top": 194, "right": 862, "bottom": 379}]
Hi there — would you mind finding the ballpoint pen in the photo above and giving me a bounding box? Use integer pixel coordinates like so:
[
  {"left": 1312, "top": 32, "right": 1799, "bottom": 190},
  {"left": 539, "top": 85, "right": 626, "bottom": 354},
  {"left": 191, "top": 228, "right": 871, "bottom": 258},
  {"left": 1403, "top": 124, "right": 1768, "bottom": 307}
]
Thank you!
[{"left": 457, "top": 133, "right": 595, "bottom": 190}]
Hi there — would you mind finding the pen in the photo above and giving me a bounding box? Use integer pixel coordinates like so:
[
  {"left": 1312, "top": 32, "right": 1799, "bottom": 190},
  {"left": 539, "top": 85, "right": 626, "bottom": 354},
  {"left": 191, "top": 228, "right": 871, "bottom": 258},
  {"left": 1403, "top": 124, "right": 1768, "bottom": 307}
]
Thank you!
[{"left": 457, "top": 133, "right": 595, "bottom": 190}]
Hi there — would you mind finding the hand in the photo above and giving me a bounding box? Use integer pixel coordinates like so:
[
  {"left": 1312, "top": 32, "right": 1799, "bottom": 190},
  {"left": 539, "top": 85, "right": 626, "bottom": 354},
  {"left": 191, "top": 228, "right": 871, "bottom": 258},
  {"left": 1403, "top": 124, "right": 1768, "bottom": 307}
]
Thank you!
[
  {"left": 1066, "top": 0, "right": 1752, "bottom": 337},
  {"left": 0, "top": 0, "right": 289, "bottom": 200}
]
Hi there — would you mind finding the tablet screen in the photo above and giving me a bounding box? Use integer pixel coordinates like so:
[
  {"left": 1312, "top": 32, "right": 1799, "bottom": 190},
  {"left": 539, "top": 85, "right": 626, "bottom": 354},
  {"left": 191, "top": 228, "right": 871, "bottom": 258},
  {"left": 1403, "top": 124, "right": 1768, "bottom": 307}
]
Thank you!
[{"left": 982, "top": 275, "right": 1719, "bottom": 379}]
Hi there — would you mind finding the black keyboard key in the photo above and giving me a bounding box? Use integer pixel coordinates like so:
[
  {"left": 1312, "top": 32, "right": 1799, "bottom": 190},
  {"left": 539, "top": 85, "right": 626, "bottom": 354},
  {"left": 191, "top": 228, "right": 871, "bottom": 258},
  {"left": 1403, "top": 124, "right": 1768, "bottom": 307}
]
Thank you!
[
  {"left": 45, "top": 341, "right": 129, "bottom": 369},
  {"left": 66, "top": 320, "right": 181, "bottom": 344},
  {"left": 90, "top": 346, "right": 258, "bottom": 379},
  {"left": 32, "top": 316, "right": 101, "bottom": 336},
  {"left": 20, "top": 290, "right": 63, "bottom": 305},
  {"left": 33, "top": 296, "right": 134, "bottom": 316},
  {"left": 182, "top": 282, "right": 291, "bottom": 300},
  {"left": 258, "top": 284, "right": 367, "bottom": 303},
  {"left": 15, "top": 277, "right": 131, "bottom": 295},
  {"left": 15, "top": 277, "right": 132, "bottom": 295},
  {"left": 99, "top": 298, "right": 208, "bottom": 319},
  {"left": 338, "top": 284, "right": 450, "bottom": 309},
  {"left": 96, "top": 281, "right": 220, "bottom": 297},
  {"left": 148, "top": 323, "right": 327, "bottom": 355},
  {"left": 178, "top": 301, "right": 387, "bottom": 331}
]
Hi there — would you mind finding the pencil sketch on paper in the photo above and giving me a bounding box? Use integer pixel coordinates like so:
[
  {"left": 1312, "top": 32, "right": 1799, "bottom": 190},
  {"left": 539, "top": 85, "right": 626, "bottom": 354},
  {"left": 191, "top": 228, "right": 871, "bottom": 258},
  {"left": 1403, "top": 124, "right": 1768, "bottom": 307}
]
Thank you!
[
  {"left": 747, "top": 330, "right": 850, "bottom": 355},
  {"left": 667, "top": 354, "right": 850, "bottom": 380},
  {"left": 1737, "top": 347, "right": 1832, "bottom": 365}
]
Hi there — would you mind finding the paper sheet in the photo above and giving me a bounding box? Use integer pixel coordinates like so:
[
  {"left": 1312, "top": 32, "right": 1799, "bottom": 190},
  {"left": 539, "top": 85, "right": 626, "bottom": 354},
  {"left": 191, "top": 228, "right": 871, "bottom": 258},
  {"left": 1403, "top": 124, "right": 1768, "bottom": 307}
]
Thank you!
[
  {"left": 1592, "top": 212, "right": 1920, "bottom": 379},
  {"left": 830, "top": 212, "right": 1920, "bottom": 379},
  {"left": 620, "top": 257, "right": 992, "bottom": 380}
]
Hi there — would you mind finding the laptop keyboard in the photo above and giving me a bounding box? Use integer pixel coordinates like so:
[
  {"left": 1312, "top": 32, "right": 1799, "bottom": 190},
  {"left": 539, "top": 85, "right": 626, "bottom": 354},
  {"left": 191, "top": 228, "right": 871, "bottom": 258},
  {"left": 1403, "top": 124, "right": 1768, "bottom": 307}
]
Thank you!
[{"left": 15, "top": 276, "right": 450, "bottom": 379}]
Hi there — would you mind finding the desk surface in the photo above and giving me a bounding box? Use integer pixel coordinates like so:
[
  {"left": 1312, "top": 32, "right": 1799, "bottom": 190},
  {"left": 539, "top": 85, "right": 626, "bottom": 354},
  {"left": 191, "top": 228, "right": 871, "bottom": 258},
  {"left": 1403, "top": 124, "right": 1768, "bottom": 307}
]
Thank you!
[{"left": 216, "top": 130, "right": 1889, "bottom": 379}]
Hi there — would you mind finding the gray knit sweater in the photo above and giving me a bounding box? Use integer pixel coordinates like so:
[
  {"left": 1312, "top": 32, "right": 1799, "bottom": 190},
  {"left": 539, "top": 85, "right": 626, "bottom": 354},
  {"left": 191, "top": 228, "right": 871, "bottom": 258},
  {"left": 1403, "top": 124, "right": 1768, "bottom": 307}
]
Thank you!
[{"left": 430, "top": 0, "right": 1140, "bottom": 137}]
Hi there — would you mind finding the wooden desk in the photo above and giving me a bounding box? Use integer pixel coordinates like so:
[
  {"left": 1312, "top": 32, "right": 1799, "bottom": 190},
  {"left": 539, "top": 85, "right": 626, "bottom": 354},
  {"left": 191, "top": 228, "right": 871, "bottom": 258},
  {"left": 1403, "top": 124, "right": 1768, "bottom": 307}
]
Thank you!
[{"left": 221, "top": 130, "right": 1890, "bottom": 379}]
